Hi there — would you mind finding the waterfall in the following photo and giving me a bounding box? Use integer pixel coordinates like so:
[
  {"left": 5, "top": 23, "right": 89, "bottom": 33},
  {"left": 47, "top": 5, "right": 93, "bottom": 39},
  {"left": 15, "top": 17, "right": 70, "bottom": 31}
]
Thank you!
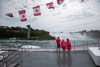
[{"left": 49, "top": 32, "right": 91, "bottom": 40}]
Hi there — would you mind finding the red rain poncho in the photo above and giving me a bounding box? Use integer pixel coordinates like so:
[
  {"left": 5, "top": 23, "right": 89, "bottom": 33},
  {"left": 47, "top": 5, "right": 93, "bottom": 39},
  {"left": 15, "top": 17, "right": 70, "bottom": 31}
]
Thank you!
[
  {"left": 65, "top": 40, "right": 71, "bottom": 50},
  {"left": 56, "top": 38, "right": 61, "bottom": 48},
  {"left": 61, "top": 40, "right": 67, "bottom": 50}
]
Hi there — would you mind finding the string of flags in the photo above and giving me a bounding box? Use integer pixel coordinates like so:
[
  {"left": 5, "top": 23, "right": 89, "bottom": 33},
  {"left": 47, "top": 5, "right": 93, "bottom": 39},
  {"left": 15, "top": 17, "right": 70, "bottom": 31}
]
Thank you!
[
  {"left": 33, "top": 5, "right": 41, "bottom": 16},
  {"left": 5, "top": 0, "right": 86, "bottom": 22},
  {"left": 5, "top": 13, "right": 13, "bottom": 17},
  {"left": 57, "top": 0, "right": 64, "bottom": 5},
  {"left": 46, "top": 2, "right": 55, "bottom": 9},
  {"left": 18, "top": 10, "right": 27, "bottom": 22}
]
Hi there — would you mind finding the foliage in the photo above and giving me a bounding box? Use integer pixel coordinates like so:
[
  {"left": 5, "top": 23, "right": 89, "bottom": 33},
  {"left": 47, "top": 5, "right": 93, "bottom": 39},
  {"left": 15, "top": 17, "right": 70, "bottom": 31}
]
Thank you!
[{"left": 0, "top": 26, "right": 55, "bottom": 40}]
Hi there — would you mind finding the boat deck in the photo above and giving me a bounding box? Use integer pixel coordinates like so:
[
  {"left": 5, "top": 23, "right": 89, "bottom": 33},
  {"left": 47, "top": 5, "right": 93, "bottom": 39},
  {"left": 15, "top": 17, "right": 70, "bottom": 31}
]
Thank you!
[
  {"left": 17, "top": 50, "right": 99, "bottom": 67},
  {"left": 0, "top": 44, "right": 100, "bottom": 67}
]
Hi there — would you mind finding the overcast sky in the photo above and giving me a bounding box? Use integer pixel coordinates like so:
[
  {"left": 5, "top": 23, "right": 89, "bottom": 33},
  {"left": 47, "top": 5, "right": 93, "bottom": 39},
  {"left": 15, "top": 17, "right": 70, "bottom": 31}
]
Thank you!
[{"left": 0, "top": 0, "right": 100, "bottom": 32}]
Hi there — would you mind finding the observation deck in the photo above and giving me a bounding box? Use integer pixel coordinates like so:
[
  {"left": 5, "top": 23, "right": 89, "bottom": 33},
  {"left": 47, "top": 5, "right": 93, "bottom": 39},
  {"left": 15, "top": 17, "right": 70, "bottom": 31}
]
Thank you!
[{"left": 0, "top": 41, "right": 100, "bottom": 67}]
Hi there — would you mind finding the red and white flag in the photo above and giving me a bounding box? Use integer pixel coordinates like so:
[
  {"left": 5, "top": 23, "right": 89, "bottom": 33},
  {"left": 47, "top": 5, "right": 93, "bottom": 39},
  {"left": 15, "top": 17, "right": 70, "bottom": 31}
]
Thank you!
[
  {"left": 46, "top": 2, "right": 54, "bottom": 9},
  {"left": 57, "top": 0, "right": 64, "bottom": 5},
  {"left": 5, "top": 13, "right": 13, "bottom": 17},
  {"left": 33, "top": 5, "right": 41, "bottom": 16},
  {"left": 18, "top": 10, "right": 27, "bottom": 22}
]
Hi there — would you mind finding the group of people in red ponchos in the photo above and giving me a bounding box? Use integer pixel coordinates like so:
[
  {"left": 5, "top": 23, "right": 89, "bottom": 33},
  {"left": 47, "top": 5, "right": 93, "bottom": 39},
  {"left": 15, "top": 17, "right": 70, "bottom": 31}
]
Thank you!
[{"left": 56, "top": 37, "right": 71, "bottom": 54}]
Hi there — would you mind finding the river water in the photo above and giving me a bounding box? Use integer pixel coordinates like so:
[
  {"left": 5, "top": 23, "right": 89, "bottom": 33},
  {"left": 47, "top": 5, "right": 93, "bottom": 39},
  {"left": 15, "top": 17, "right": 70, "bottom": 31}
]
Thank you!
[{"left": 0, "top": 39, "right": 98, "bottom": 49}]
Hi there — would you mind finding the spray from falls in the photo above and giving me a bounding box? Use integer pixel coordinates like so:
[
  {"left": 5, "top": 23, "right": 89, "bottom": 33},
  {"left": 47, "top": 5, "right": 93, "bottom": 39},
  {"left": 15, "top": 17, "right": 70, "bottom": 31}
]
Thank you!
[{"left": 49, "top": 32, "right": 91, "bottom": 40}]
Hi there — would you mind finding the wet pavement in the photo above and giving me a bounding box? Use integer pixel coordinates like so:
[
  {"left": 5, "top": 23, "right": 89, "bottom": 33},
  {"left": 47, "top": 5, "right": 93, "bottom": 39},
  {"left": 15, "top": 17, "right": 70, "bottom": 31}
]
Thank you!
[{"left": 18, "top": 50, "right": 98, "bottom": 67}]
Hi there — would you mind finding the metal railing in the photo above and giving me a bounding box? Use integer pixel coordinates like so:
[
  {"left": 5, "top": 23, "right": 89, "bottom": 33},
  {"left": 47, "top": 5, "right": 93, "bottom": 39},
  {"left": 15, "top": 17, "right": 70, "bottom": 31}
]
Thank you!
[
  {"left": 96, "top": 40, "right": 100, "bottom": 50},
  {"left": 0, "top": 46, "right": 23, "bottom": 67},
  {"left": 0, "top": 40, "right": 100, "bottom": 51},
  {"left": 0, "top": 40, "right": 99, "bottom": 67}
]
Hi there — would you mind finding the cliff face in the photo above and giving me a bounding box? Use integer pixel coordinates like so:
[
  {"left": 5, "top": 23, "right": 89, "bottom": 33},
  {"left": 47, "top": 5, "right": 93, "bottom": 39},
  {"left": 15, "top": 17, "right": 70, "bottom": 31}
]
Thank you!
[
  {"left": 0, "top": 26, "right": 55, "bottom": 40},
  {"left": 86, "top": 32, "right": 100, "bottom": 39},
  {"left": 78, "top": 30, "right": 100, "bottom": 40}
]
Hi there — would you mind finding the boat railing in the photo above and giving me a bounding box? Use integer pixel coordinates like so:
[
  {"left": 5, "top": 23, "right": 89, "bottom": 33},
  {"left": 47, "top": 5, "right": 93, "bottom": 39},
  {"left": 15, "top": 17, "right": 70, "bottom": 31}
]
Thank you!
[
  {"left": 96, "top": 40, "right": 100, "bottom": 50},
  {"left": 0, "top": 41, "right": 99, "bottom": 67},
  {"left": 0, "top": 40, "right": 99, "bottom": 51},
  {"left": 0, "top": 46, "right": 23, "bottom": 67}
]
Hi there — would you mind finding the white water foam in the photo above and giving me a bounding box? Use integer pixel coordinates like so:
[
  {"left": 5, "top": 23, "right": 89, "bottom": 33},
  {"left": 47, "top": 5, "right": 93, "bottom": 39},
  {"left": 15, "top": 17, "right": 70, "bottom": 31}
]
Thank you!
[{"left": 21, "top": 45, "right": 40, "bottom": 48}]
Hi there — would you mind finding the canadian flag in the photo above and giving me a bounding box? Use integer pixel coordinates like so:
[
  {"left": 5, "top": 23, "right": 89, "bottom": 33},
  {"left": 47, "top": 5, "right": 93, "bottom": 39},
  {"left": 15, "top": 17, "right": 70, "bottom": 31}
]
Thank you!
[
  {"left": 46, "top": 2, "right": 54, "bottom": 9},
  {"left": 33, "top": 5, "right": 41, "bottom": 16},
  {"left": 5, "top": 13, "right": 13, "bottom": 17},
  {"left": 57, "top": 0, "right": 64, "bottom": 5},
  {"left": 18, "top": 10, "right": 27, "bottom": 22}
]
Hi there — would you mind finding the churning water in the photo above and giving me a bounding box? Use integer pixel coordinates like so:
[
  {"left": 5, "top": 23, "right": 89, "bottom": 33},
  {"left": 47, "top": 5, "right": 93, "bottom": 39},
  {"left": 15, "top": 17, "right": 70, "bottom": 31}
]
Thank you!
[
  {"left": 0, "top": 39, "right": 97, "bottom": 49},
  {"left": 0, "top": 32, "right": 98, "bottom": 48}
]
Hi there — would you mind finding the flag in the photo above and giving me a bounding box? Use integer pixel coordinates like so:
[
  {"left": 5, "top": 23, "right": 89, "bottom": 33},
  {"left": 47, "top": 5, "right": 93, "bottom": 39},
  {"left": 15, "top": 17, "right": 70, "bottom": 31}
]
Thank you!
[
  {"left": 33, "top": 5, "right": 41, "bottom": 16},
  {"left": 18, "top": 10, "right": 27, "bottom": 22},
  {"left": 46, "top": 2, "right": 54, "bottom": 9},
  {"left": 57, "top": 0, "right": 64, "bottom": 5},
  {"left": 82, "top": 0, "right": 83, "bottom": 1},
  {"left": 5, "top": 13, "right": 13, "bottom": 17}
]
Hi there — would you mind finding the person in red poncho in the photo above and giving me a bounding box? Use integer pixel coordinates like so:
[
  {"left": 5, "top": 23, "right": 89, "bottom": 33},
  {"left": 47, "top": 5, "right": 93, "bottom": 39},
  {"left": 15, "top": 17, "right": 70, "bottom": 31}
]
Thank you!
[
  {"left": 56, "top": 37, "right": 61, "bottom": 52},
  {"left": 65, "top": 39, "right": 71, "bottom": 53},
  {"left": 61, "top": 39, "right": 66, "bottom": 54}
]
